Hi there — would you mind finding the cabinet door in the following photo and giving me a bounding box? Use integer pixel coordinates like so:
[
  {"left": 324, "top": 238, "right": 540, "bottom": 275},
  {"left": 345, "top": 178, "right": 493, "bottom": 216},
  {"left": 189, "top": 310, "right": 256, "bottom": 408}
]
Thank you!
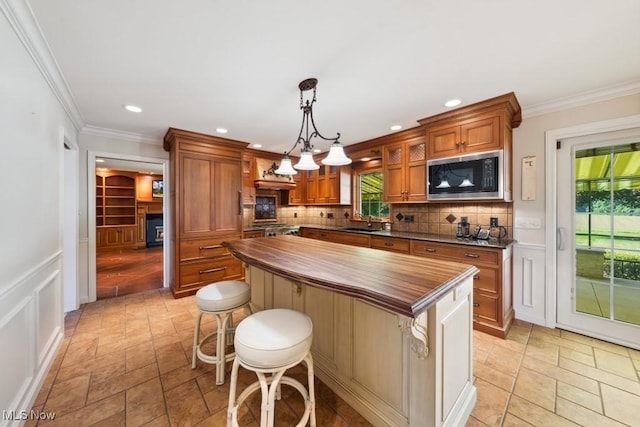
[
  {"left": 324, "top": 166, "right": 339, "bottom": 204},
  {"left": 242, "top": 157, "right": 256, "bottom": 205},
  {"left": 427, "top": 124, "right": 461, "bottom": 158},
  {"left": 121, "top": 227, "right": 136, "bottom": 245},
  {"left": 288, "top": 172, "right": 305, "bottom": 205},
  {"left": 405, "top": 140, "right": 426, "bottom": 201},
  {"left": 180, "top": 153, "right": 214, "bottom": 237},
  {"left": 461, "top": 115, "right": 500, "bottom": 152},
  {"left": 304, "top": 170, "right": 317, "bottom": 204},
  {"left": 213, "top": 158, "right": 242, "bottom": 233},
  {"left": 383, "top": 143, "right": 405, "bottom": 202}
]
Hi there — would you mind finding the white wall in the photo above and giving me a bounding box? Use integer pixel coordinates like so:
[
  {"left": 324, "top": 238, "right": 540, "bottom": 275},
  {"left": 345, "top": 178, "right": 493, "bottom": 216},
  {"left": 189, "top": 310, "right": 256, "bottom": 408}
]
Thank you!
[
  {"left": 0, "top": 6, "right": 77, "bottom": 421},
  {"left": 511, "top": 93, "right": 640, "bottom": 324}
]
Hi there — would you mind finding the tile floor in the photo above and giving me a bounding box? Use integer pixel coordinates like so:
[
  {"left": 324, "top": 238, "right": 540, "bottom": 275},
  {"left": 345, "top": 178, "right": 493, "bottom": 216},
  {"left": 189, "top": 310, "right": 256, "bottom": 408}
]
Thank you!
[{"left": 30, "top": 288, "right": 640, "bottom": 426}]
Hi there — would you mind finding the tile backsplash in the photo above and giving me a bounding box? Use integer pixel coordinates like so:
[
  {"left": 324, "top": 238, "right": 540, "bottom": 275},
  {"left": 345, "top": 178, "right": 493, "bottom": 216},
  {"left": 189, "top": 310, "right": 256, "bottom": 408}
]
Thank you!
[{"left": 243, "top": 196, "right": 512, "bottom": 240}]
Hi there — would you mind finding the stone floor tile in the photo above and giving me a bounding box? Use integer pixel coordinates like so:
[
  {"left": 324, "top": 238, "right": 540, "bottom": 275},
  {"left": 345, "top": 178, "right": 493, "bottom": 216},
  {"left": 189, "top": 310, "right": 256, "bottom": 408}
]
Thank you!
[
  {"left": 524, "top": 337, "right": 560, "bottom": 365},
  {"left": 484, "top": 344, "right": 524, "bottom": 377},
  {"left": 464, "top": 415, "right": 488, "bottom": 426},
  {"left": 594, "top": 347, "right": 638, "bottom": 379},
  {"left": 507, "top": 395, "right": 579, "bottom": 427},
  {"left": 560, "top": 330, "right": 631, "bottom": 357},
  {"left": 474, "top": 361, "right": 517, "bottom": 392},
  {"left": 43, "top": 392, "right": 125, "bottom": 427},
  {"left": 42, "top": 374, "right": 91, "bottom": 417},
  {"left": 470, "top": 378, "right": 510, "bottom": 426},
  {"left": 125, "top": 377, "right": 166, "bottom": 426},
  {"left": 555, "top": 396, "right": 626, "bottom": 427},
  {"left": 56, "top": 350, "right": 125, "bottom": 382},
  {"left": 164, "top": 379, "right": 210, "bottom": 426},
  {"left": 87, "top": 362, "right": 159, "bottom": 403},
  {"left": 513, "top": 367, "right": 556, "bottom": 411},
  {"left": 501, "top": 412, "right": 535, "bottom": 426},
  {"left": 601, "top": 383, "right": 640, "bottom": 425},
  {"left": 559, "top": 357, "right": 640, "bottom": 396},
  {"left": 559, "top": 346, "right": 595, "bottom": 367},
  {"left": 126, "top": 341, "right": 157, "bottom": 371},
  {"left": 155, "top": 341, "right": 190, "bottom": 374},
  {"left": 556, "top": 381, "right": 602, "bottom": 414},
  {"left": 522, "top": 355, "right": 600, "bottom": 395},
  {"left": 531, "top": 324, "right": 561, "bottom": 337}
]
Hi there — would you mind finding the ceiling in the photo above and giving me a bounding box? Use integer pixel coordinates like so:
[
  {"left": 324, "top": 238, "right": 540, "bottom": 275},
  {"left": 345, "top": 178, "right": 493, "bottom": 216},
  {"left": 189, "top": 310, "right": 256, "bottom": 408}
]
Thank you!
[{"left": 27, "top": 0, "right": 640, "bottom": 156}]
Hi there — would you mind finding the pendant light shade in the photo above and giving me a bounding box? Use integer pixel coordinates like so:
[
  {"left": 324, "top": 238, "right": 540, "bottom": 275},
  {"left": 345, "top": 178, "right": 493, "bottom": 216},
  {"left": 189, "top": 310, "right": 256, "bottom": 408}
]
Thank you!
[
  {"left": 294, "top": 151, "right": 320, "bottom": 170},
  {"left": 274, "top": 157, "right": 297, "bottom": 175},
  {"left": 322, "top": 142, "right": 352, "bottom": 166},
  {"left": 435, "top": 180, "right": 451, "bottom": 189}
]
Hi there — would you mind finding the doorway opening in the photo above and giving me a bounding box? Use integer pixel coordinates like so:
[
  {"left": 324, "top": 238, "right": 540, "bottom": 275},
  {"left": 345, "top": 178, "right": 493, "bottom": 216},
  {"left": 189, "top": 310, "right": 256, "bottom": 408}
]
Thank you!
[{"left": 93, "top": 156, "right": 167, "bottom": 300}]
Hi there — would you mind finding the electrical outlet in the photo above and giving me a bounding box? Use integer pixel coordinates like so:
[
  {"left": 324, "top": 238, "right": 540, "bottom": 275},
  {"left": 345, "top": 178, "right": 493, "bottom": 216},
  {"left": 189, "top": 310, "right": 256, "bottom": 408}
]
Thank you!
[
  {"left": 327, "top": 213, "right": 334, "bottom": 219},
  {"left": 404, "top": 215, "right": 414, "bottom": 222},
  {"left": 294, "top": 212, "right": 297, "bottom": 218}
]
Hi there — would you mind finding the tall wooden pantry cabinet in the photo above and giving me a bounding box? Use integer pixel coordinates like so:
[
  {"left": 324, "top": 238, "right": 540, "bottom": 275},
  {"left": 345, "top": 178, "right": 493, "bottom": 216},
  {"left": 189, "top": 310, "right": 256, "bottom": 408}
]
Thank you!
[{"left": 163, "top": 128, "right": 248, "bottom": 298}]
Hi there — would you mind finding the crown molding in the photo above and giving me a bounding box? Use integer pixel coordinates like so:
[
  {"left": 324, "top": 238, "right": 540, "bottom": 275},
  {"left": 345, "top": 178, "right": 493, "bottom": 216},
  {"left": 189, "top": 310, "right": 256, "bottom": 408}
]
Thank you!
[
  {"left": 523, "top": 80, "right": 640, "bottom": 119},
  {"left": 81, "top": 125, "right": 162, "bottom": 145},
  {"left": 1, "top": 0, "right": 84, "bottom": 132}
]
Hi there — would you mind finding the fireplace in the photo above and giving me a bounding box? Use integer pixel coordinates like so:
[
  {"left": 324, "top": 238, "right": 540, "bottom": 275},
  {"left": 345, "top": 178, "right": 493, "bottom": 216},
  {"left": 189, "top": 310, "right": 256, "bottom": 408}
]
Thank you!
[{"left": 146, "top": 213, "right": 163, "bottom": 248}]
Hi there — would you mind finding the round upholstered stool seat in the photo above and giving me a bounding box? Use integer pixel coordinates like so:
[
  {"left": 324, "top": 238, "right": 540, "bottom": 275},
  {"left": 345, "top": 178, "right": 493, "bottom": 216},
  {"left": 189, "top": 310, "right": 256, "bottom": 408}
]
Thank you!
[
  {"left": 234, "top": 308, "right": 313, "bottom": 369},
  {"left": 192, "top": 281, "right": 252, "bottom": 385},
  {"left": 228, "top": 309, "right": 316, "bottom": 427}
]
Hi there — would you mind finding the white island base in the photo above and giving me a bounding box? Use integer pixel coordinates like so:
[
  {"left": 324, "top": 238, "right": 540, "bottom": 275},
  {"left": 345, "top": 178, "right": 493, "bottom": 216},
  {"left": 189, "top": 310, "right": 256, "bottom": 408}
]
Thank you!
[{"left": 245, "top": 265, "right": 476, "bottom": 427}]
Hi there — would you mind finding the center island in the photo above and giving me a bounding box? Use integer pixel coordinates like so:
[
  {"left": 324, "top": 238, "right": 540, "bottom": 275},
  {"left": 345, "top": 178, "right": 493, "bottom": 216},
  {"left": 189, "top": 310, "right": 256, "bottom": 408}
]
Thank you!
[{"left": 223, "top": 235, "right": 478, "bottom": 427}]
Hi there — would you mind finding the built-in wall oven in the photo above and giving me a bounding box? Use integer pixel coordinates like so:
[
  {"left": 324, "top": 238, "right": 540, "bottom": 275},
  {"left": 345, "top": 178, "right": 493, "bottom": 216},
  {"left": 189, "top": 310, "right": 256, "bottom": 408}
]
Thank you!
[{"left": 427, "top": 150, "right": 503, "bottom": 200}]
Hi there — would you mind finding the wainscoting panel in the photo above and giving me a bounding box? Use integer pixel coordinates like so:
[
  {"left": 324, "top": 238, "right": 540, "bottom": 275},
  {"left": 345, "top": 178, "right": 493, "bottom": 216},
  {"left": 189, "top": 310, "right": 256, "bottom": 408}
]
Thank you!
[
  {"left": 0, "top": 252, "right": 64, "bottom": 424},
  {"left": 513, "top": 243, "right": 546, "bottom": 326}
]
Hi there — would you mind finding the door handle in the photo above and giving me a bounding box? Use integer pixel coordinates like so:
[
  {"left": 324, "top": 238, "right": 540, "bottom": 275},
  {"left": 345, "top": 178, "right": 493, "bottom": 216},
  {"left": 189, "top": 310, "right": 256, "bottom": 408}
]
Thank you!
[{"left": 557, "top": 227, "right": 566, "bottom": 250}]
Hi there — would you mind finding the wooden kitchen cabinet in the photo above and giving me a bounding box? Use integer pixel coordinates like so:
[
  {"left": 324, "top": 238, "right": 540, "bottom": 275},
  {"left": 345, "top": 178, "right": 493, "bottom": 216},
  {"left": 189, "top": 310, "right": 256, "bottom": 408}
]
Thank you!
[
  {"left": 288, "top": 171, "right": 305, "bottom": 205},
  {"left": 410, "top": 239, "right": 513, "bottom": 338},
  {"left": 299, "top": 228, "right": 371, "bottom": 247},
  {"left": 164, "top": 128, "right": 248, "bottom": 298},
  {"left": 382, "top": 128, "right": 426, "bottom": 203},
  {"left": 96, "top": 225, "right": 136, "bottom": 248},
  {"left": 419, "top": 92, "right": 521, "bottom": 160},
  {"left": 300, "top": 165, "right": 350, "bottom": 205},
  {"left": 242, "top": 152, "right": 256, "bottom": 205}
]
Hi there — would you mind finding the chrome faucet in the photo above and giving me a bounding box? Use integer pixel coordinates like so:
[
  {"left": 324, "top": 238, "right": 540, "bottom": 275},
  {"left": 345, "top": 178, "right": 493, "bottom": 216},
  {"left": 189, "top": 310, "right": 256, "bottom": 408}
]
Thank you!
[{"left": 366, "top": 216, "right": 372, "bottom": 228}]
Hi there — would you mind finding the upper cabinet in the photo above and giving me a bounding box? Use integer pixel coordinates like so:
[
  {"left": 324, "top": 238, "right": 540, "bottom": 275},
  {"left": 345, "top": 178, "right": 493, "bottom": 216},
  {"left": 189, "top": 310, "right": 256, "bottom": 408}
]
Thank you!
[
  {"left": 419, "top": 92, "right": 521, "bottom": 160},
  {"left": 381, "top": 127, "right": 427, "bottom": 203},
  {"left": 295, "top": 165, "right": 351, "bottom": 205}
]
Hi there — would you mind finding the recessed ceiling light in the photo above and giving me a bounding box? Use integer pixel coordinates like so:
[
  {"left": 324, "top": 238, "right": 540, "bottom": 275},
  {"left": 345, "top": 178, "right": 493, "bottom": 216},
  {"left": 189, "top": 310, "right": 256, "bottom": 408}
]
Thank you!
[
  {"left": 215, "top": 128, "right": 228, "bottom": 134},
  {"left": 390, "top": 125, "right": 402, "bottom": 131},
  {"left": 253, "top": 144, "right": 262, "bottom": 148},
  {"left": 444, "top": 99, "right": 461, "bottom": 108},
  {"left": 124, "top": 105, "right": 142, "bottom": 113},
  {"left": 95, "top": 158, "right": 105, "bottom": 163}
]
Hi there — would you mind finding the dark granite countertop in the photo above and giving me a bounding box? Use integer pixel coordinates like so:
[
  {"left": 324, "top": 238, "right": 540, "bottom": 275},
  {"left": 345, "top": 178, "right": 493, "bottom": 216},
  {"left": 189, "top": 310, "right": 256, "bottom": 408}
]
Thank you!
[{"left": 296, "top": 224, "right": 515, "bottom": 249}]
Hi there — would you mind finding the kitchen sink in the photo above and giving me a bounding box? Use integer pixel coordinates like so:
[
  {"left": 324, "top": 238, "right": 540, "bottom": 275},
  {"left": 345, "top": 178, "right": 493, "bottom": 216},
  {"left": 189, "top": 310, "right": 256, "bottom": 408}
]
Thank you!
[{"left": 341, "top": 227, "right": 380, "bottom": 233}]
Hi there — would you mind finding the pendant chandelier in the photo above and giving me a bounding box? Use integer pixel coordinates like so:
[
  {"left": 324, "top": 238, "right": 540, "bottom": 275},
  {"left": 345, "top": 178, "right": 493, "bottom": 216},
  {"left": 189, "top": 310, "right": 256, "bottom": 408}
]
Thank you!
[{"left": 275, "top": 78, "right": 351, "bottom": 175}]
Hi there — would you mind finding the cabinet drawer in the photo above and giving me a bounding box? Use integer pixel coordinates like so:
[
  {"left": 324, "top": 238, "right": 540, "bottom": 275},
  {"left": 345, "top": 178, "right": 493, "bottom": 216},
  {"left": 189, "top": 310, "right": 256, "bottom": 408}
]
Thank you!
[
  {"left": 473, "top": 267, "right": 498, "bottom": 294},
  {"left": 180, "top": 236, "right": 239, "bottom": 261},
  {"left": 411, "top": 241, "right": 499, "bottom": 266},
  {"left": 331, "top": 231, "right": 371, "bottom": 247},
  {"left": 179, "top": 256, "right": 243, "bottom": 287},
  {"left": 473, "top": 292, "right": 499, "bottom": 322},
  {"left": 370, "top": 236, "right": 410, "bottom": 253}
]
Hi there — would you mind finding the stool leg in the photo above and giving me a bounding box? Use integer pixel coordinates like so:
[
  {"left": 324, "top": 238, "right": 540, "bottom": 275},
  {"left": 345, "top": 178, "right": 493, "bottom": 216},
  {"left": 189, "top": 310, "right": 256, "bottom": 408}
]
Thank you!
[
  {"left": 306, "top": 354, "right": 316, "bottom": 427},
  {"left": 263, "top": 370, "right": 286, "bottom": 427},
  {"left": 215, "top": 313, "right": 229, "bottom": 385},
  {"left": 227, "top": 357, "right": 240, "bottom": 427},
  {"left": 226, "top": 311, "right": 235, "bottom": 344},
  {"left": 192, "top": 311, "right": 203, "bottom": 369}
]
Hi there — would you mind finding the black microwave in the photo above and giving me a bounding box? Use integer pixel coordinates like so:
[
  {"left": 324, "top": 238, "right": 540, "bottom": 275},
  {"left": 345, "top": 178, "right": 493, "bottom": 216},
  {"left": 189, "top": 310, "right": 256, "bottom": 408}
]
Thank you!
[{"left": 427, "top": 150, "right": 503, "bottom": 200}]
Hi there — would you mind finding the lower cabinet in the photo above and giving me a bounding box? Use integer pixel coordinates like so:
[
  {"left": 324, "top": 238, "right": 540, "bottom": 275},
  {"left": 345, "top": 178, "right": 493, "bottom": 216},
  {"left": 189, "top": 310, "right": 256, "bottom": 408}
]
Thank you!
[
  {"left": 96, "top": 226, "right": 137, "bottom": 249},
  {"left": 410, "top": 240, "right": 513, "bottom": 338},
  {"left": 174, "top": 235, "right": 243, "bottom": 297}
]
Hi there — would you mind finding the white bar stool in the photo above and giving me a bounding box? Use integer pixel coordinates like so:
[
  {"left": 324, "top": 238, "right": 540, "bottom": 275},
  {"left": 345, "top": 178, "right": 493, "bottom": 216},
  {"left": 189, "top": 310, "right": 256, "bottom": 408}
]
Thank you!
[
  {"left": 192, "top": 280, "right": 252, "bottom": 385},
  {"left": 227, "top": 308, "right": 316, "bottom": 427}
]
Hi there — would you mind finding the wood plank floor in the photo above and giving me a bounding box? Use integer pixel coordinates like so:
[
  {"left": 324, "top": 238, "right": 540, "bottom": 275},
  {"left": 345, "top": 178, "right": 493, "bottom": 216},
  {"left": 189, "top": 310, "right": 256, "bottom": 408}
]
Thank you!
[{"left": 96, "top": 247, "right": 163, "bottom": 299}]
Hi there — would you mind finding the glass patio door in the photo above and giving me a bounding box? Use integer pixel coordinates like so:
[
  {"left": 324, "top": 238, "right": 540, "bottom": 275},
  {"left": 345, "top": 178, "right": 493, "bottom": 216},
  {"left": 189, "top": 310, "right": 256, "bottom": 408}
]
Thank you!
[{"left": 556, "top": 135, "right": 640, "bottom": 349}]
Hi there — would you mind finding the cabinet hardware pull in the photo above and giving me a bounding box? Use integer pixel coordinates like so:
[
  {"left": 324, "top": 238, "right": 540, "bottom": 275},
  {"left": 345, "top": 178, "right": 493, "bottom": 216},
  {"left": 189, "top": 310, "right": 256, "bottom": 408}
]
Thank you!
[
  {"left": 473, "top": 303, "right": 480, "bottom": 307},
  {"left": 238, "top": 191, "right": 242, "bottom": 215},
  {"left": 425, "top": 248, "right": 436, "bottom": 252},
  {"left": 200, "top": 244, "right": 223, "bottom": 250},
  {"left": 460, "top": 140, "right": 465, "bottom": 146},
  {"left": 384, "top": 242, "right": 393, "bottom": 246},
  {"left": 199, "top": 266, "right": 226, "bottom": 274},
  {"left": 465, "top": 253, "right": 480, "bottom": 258},
  {"left": 473, "top": 275, "right": 480, "bottom": 280}
]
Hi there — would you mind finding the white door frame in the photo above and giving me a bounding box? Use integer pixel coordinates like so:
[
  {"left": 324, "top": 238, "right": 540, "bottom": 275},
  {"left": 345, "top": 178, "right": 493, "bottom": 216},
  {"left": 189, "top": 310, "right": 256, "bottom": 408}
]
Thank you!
[
  {"left": 88, "top": 151, "right": 170, "bottom": 302},
  {"left": 545, "top": 114, "right": 640, "bottom": 333},
  {"left": 61, "top": 127, "right": 79, "bottom": 313}
]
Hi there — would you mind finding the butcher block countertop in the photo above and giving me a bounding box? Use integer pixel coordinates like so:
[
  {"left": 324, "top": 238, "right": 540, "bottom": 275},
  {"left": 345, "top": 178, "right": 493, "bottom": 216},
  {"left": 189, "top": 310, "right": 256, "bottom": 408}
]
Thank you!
[{"left": 223, "top": 235, "right": 478, "bottom": 318}]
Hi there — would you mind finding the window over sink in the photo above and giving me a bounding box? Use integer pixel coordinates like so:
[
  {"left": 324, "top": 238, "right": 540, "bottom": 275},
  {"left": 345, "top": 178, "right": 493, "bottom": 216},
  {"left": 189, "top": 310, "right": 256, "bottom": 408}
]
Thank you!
[{"left": 354, "top": 169, "right": 389, "bottom": 220}]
